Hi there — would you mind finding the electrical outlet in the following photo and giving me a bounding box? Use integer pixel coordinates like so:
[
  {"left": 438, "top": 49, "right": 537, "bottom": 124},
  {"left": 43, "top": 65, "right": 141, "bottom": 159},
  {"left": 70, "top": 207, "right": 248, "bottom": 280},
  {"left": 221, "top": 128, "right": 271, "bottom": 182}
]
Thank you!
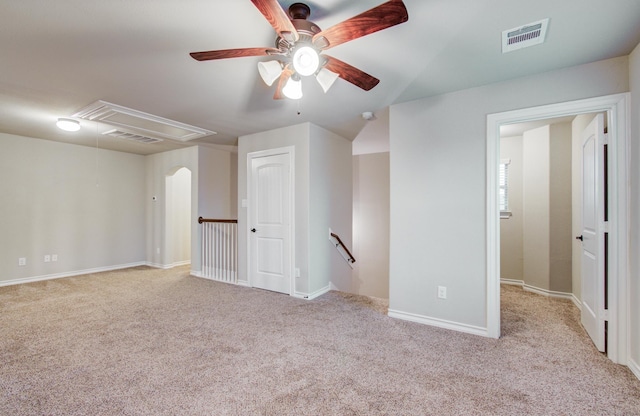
[
  {"left": 438, "top": 286, "right": 447, "bottom": 299},
  {"left": 44, "top": 255, "right": 51, "bottom": 263},
  {"left": 52, "top": 254, "right": 58, "bottom": 262},
  {"left": 18, "top": 257, "right": 26, "bottom": 266}
]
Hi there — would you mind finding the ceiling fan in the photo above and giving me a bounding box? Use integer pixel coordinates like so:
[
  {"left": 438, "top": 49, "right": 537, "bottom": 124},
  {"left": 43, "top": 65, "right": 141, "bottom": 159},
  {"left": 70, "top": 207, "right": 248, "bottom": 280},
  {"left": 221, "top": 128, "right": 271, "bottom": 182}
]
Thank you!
[{"left": 190, "top": 0, "right": 409, "bottom": 99}]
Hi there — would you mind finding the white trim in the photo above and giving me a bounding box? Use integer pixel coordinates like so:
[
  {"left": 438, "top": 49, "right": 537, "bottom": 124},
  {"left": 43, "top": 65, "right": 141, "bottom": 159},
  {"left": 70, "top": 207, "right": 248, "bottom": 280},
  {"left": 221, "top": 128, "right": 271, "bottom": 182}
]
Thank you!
[
  {"left": 572, "top": 294, "right": 583, "bottom": 311},
  {"left": 522, "top": 284, "right": 573, "bottom": 301},
  {"left": 388, "top": 309, "right": 489, "bottom": 337},
  {"left": 191, "top": 272, "right": 239, "bottom": 286},
  {"left": 501, "top": 279, "right": 580, "bottom": 306},
  {"left": 500, "top": 278, "right": 524, "bottom": 286},
  {"left": 487, "top": 93, "right": 630, "bottom": 363},
  {"left": 0, "top": 262, "right": 147, "bottom": 287},
  {"left": 148, "top": 260, "right": 191, "bottom": 270},
  {"left": 246, "top": 146, "right": 296, "bottom": 296},
  {"left": 628, "top": 359, "right": 640, "bottom": 381},
  {"left": 293, "top": 285, "right": 331, "bottom": 300}
]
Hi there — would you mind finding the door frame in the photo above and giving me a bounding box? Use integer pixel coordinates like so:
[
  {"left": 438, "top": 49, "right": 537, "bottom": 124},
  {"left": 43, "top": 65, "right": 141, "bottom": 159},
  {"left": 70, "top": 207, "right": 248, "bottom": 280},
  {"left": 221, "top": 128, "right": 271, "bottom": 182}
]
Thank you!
[
  {"left": 246, "top": 146, "right": 296, "bottom": 295},
  {"left": 486, "top": 93, "right": 629, "bottom": 364}
]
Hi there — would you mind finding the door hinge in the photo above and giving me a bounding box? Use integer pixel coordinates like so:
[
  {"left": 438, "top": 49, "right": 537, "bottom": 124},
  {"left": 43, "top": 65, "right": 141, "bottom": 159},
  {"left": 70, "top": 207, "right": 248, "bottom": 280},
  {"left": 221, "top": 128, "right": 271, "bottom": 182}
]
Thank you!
[
  {"left": 602, "top": 309, "right": 610, "bottom": 321},
  {"left": 603, "top": 133, "right": 609, "bottom": 144},
  {"left": 603, "top": 221, "right": 609, "bottom": 232}
]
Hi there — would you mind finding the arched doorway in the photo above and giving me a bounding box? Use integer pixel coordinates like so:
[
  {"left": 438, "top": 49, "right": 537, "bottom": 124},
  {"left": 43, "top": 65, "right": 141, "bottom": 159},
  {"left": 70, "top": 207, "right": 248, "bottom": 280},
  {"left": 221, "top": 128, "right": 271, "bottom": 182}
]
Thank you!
[{"left": 165, "top": 167, "right": 192, "bottom": 267}]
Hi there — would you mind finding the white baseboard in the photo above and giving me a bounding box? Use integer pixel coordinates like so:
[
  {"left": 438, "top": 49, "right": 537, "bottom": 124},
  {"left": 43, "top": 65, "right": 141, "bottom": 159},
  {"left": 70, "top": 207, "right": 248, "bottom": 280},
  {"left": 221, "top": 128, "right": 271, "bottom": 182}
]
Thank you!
[
  {"left": 501, "top": 278, "right": 581, "bottom": 309},
  {"left": 293, "top": 285, "right": 331, "bottom": 300},
  {"left": 571, "top": 294, "right": 582, "bottom": 310},
  {"left": 147, "top": 260, "right": 190, "bottom": 270},
  {"left": 523, "top": 284, "right": 574, "bottom": 301},
  {"left": 388, "top": 308, "right": 489, "bottom": 338},
  {"left": 191, "top": 272, "right": 239, "bottom": 286},
  {"left": 0, "top": 262, "right": 147, "bottom": 287},
  {"left": 629, "top": 358, "right": 640, "bottom": 381}
]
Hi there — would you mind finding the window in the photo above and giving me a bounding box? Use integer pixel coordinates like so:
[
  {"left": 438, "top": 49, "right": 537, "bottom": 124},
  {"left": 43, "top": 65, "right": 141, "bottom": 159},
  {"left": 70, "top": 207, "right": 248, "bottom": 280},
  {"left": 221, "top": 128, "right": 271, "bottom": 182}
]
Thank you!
[{"left": 499, "top": 159, "right": 511, "bottom": 218}]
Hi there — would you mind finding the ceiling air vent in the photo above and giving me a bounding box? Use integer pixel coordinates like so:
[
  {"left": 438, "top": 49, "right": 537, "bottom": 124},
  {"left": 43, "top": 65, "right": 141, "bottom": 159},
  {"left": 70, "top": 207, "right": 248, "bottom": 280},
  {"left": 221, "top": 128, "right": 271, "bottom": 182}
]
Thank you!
[
  {"left": 102, "top": 129, "right": 164, "bottom": 144},
  {"left": 73, "top": 100, "right": 215, "bottom": 142},
  {"left": 502, "top": 18, "right": 549, "bottom": 53}
]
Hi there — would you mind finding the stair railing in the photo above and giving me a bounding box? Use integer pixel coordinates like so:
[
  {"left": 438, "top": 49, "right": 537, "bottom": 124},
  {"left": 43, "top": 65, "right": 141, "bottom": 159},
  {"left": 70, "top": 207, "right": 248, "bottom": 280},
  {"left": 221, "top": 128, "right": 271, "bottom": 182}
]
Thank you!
[
  {"left": 198, "top": 217, "right": 238, "bottom": 284},
  {"left": 330, "top": 231, "right": 356, "bottom": 265}
]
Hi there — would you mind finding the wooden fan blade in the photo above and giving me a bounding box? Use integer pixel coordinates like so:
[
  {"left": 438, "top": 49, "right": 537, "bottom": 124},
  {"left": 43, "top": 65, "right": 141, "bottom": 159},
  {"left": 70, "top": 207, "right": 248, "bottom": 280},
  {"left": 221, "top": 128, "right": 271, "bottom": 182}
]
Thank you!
[
  {"left": 312, "top": 0, "right": 408, "bottom": 50},
  {"left": 323, "top": 55, "right": 380, "bottom": 91},
  {"left": 273, "top": 67, "right": 294, "bottom": 100},
  {"left": 190, "top": 47, "right": 280, "bottom": 61},
  {"left": 251, "top": 0, "right": 300, "bottom": 43}
]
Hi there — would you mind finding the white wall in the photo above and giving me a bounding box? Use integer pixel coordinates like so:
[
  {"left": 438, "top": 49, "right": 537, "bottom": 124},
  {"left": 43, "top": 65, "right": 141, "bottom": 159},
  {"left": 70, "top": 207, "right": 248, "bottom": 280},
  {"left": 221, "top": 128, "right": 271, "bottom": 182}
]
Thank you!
[
  {"left": 146, "top": 146, "right": 198, "bottom": 268},
  {"left": 521, "top": 123, "right": 573, "bottom": 293},
  {"left": 0, "top": 133, "right": 146, "bottom": 284},
  {"left": 165, "top": 167, "right": 191, "bottom": 266},
  {"left": 353, "top": 152, "right": 390, "bottom": 298},
  {"left": 523, "top": 125, "right": 552, "bottom": 291},
  {"left": 309, "top": 124, "right": 353, "bottom": 295},
  {"left": 146, "top": 145, "right": 232, "bottom": 271},
  {"left": 501, "top": 123, "right": 572, "bottom": 293},
  {"left": 628, "top": 42, "right": 640, "bottom": 376},
  {"left": 549, "top": 123, "right": 573, "bottom": 293},
  {"left": 499, "top": 137, "right": 523, "bottom": 281},
  {"left": 389, "top": 56, "right": 629, "bottom": 334},
  {"left": 237, "top": 123, "right": 352, "bottom": 298}
]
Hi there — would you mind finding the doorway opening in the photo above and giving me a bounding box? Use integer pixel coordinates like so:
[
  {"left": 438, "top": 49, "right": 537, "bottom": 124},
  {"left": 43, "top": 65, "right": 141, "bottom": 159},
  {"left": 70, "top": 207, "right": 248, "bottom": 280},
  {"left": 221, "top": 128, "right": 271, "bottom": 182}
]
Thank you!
[
  {"left": 165, "top": 167, "right": 192, "bottom": 268},
  {"left": 486, "top": 93, "right": 629, "bottom": 365}
]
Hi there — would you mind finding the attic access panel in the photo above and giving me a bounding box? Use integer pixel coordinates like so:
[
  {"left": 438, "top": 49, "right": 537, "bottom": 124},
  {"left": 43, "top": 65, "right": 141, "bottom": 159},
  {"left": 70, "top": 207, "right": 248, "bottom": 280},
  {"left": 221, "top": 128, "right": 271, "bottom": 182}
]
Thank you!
[{"left": 73, "top": 100, "right": 215, "bottom": 142}]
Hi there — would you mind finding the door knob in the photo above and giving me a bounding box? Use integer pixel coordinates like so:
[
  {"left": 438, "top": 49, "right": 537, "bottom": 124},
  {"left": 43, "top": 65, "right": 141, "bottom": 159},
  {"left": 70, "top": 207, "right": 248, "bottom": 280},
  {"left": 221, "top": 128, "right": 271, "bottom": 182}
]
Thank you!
[
  {"left": 251, "top": 228, "right": 257, "bottom": 233},
  {"left": 576, "top": 235, "right": 583, "bottom": 241}
]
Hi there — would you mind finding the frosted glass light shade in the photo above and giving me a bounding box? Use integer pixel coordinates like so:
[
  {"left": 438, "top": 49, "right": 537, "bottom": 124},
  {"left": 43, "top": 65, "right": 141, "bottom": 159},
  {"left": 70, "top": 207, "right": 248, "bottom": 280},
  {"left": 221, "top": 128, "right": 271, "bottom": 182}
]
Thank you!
[
  {"left": 316, "top": 68, "right": 339, "bottom": 93},
  {"left": 282, "top": 76, "right": 303, "bottom": 100},
  {"left": 258, "top": 60, "right": 283, "bottom": 86},
  {"left": 292, "top": 46, "right": 319, "bottom": 77},
  {"left": 56, "top": 118, "right": 80, "bottom": 132}
]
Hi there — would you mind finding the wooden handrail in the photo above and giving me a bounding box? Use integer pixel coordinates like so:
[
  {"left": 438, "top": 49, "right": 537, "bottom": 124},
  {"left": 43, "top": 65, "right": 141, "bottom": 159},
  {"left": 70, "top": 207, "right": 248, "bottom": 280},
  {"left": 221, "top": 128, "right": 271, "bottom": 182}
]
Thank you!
[
  {"left": 198, "top": 217, "right": 238, "bottom": 224},
  {"left": 330, "top": 232, "right": 356, "bottom": 264}
]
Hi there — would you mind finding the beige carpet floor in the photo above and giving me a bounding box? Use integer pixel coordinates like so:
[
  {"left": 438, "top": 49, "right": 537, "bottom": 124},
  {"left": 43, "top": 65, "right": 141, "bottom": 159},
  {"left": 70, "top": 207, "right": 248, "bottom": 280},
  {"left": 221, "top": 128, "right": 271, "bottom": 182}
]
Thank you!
[{"left": 1, "top": 266, "right": 639, "bottom": 415}]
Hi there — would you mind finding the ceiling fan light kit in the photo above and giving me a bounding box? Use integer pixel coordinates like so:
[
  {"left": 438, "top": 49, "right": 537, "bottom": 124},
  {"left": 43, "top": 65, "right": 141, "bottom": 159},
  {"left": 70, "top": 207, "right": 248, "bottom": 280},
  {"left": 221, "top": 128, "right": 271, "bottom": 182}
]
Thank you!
[
  {"left": 282, "top": 74, "right": 303, "bottom": 100},
  {"left": 190, "top": 0, "right": 408, "bottom": 100},
  {"left": 292, "top": 45, "right": 320, "bottom": 76},
  {"left": 258, "top": 60, "right": 284, "bottom": 86},
  {"left": 316, "top": 67, "right": 339, "bottom": 93}
]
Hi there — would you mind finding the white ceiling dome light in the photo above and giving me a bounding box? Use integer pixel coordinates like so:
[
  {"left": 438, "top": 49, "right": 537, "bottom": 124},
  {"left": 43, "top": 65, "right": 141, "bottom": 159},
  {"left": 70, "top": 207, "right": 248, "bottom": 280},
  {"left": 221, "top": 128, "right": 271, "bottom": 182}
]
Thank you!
[{"left": 56, "top": 118, "right": 80, "bottom": 132}]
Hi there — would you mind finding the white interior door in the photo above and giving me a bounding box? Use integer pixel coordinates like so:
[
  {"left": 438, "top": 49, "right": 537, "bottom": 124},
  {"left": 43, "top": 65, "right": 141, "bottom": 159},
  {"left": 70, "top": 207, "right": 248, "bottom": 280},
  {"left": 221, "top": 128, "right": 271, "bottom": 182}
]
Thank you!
[
  {"left": 579, "top": 113, "right": 606, "bottom": 352},
  {"left": 249, "top": 151, "right": 292, "bottom": 294}
]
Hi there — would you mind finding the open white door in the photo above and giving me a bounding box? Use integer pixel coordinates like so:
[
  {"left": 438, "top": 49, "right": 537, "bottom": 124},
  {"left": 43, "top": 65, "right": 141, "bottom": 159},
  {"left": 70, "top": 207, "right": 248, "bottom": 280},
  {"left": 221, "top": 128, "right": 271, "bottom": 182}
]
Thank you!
[
  {"left": 248, "top": 151, "right": 292, "bottom": 295},
  {"left": 579, "top": 113, "right": 606, "bottom": 352}
]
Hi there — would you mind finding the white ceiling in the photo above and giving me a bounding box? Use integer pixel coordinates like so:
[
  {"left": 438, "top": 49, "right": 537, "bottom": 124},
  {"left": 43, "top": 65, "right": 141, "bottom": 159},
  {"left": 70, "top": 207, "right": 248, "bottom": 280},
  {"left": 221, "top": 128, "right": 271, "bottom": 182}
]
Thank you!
[{"left": 1, "top": 0, "right": 639, "bottom": 155}]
